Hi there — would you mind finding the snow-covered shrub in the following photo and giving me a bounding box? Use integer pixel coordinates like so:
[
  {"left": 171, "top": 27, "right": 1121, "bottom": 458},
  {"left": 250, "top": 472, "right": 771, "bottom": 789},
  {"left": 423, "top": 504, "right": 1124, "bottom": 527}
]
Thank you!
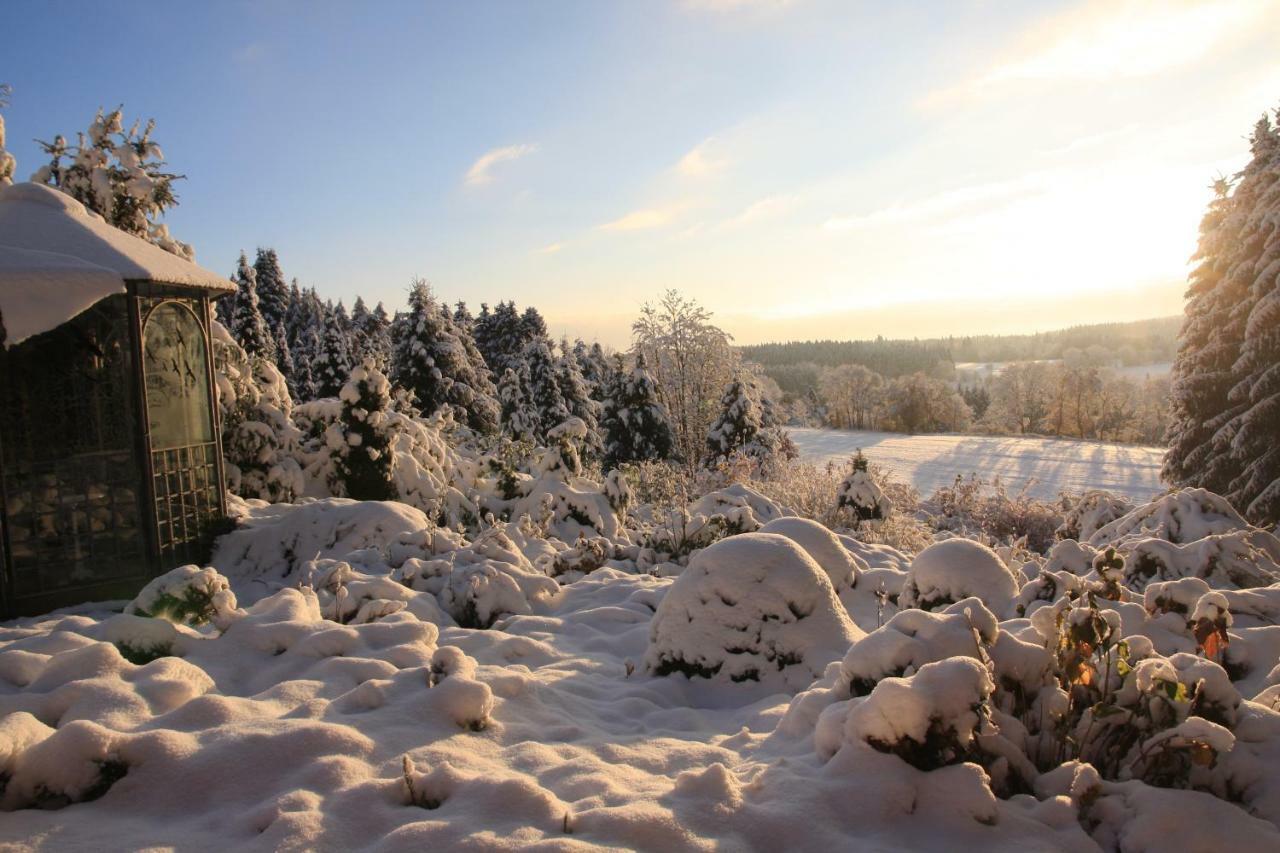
[
  {"left": 843, "top": 657, "right": 996, "bottom": 772},
  {"left": 1087, "top": 488, "right": 1270, "bottom": 548},
  {"left": 899, "top": 538, "right": 1021, "bottom": 616},
  {"left": 125, "top": 565, "right": 241, "bottom": 629},
  {"left": 1057, "top": 490, "right": 1132, "bottom": 542},
  {"left": 213, "top": 321, "right": 305, "bottom": 503},
  {"left": 837, "top": 451, "right": 892, "bottom": 524},
  {"left": 645, "top": 532, "right": 862, "bottom": 688},
  {"left": 924, "top": 474, "right": 1064, "bottom": 553},
  {"left": 758, "top": 516, "right": 863, "bottom": 592},
  {"left": 397, "top": 524, "right": 559, "bottom": 629},
  {"left": 1116, "top": 532, "right": 1280, "bottom": 592}
]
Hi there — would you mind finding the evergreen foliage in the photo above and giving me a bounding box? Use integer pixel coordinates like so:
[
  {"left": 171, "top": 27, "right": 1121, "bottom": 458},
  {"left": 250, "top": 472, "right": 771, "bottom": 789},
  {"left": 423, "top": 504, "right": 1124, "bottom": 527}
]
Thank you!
[
  {"left": 229, "top": 252, "right": 276, "bottom": 360},
  {"left": 334, "top": 363, "right": 397, "bottom": 501},
  {"left": 601, "top": 353, "right": 677, "bottom": 468}
]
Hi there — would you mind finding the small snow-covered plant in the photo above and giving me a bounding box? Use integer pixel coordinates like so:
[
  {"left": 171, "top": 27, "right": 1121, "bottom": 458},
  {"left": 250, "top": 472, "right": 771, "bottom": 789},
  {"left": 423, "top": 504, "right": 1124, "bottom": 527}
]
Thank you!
[
  {"left": 844, "top": 657, "right": 996, "bottom": 772},
  {"left": 1092, "top": 547, "right": 1126, "bottom": 600},
  {"left": 837, "top": 450, "right": 892, "bottom": 525},
  {"left": 925, "top": 474, "right": 1064, "bottom": 553},
  {"left": 899, "top": 538, "right": 1021, "bottom": 615},
  {"left": 1057, "top": 490, "right": 1132, "bottom": 542},
  {"left": 552, "top": 534, "right": 612, "bottom": 578},
  {"left": 125, "top": 565, "right": 239, "bottom": 629},
  {"left": 645, "top": 532, "right": 861, "bottom": 688},
  {"left": 604, "top": 468, "right": 632, "bottom": 517}
]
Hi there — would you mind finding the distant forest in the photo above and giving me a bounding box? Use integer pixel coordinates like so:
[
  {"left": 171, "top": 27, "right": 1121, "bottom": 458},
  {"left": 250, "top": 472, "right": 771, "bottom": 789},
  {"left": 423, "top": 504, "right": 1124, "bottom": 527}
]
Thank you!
[{"left": 742, "top": 316, "right": 1180, "bottom": 395}]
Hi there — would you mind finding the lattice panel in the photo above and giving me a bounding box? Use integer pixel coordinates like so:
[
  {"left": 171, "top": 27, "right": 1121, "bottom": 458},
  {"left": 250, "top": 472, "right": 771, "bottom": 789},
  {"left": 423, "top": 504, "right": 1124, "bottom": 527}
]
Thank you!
[{"left": 150, "top": 442, "right": 221, "bottom": 565}]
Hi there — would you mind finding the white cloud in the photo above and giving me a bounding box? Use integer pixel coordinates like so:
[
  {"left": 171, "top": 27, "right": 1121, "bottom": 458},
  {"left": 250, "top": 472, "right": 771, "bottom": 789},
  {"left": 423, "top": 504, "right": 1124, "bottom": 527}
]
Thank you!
[
  {"left": 927, "top": 0, "right": 1274, "bottom": 104},
  {"left": 464, "top": 143, "right": 536, "bottom": 186},
  {"left": 537, "top": 242, "right": 565, "bottom": 255},
  {"left": 599, "top": 206, "right": 682, "bottom": 232},
  {"left": 720, "top": 194, "right": 799, "bottom": 228},
  {"left": 677, "top": 137, "right": 730, "bottom": 177},
  {"left": 823, "top": 178, "right": 1040, "bottom": 232}
]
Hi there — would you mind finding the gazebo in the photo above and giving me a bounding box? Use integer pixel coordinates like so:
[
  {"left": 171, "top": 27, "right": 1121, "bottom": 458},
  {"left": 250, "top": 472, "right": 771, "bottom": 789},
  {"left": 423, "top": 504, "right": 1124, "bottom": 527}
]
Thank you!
[{"left": 0, "top": 182, "right": 235, "bottom": 618}]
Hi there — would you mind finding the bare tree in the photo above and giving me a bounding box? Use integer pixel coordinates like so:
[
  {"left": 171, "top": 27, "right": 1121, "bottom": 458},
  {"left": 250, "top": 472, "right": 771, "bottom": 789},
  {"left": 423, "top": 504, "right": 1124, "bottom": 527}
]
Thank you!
[{"left": 631, "top": 290, "right": 737, "bottom": 468}]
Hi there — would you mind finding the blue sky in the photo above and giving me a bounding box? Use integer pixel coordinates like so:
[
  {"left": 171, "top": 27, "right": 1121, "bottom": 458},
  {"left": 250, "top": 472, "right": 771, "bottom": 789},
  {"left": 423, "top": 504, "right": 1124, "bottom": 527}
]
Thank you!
[{"left": 5, "top": 0, "right": 1279, "bottom": 345}]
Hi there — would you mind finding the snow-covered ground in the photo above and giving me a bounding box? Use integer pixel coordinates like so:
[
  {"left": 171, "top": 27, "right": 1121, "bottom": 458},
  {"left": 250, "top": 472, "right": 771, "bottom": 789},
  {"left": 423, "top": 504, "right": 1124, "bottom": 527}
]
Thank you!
[{"left": 790, "top": 427, "right": 1166, "bottom": 502}]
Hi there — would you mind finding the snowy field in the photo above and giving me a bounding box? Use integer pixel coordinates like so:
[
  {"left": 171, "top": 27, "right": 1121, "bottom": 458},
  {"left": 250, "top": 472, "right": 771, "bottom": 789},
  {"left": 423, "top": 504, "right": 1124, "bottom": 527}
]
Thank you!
[{"left": 790, "top": 427, "right": 1166, "bottom": 502}]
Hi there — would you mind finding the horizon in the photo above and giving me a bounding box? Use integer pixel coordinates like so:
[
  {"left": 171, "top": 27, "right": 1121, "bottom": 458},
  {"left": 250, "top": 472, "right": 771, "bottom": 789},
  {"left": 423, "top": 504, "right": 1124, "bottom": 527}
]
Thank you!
[{"left": 5, "top": 0, "right": 1278, "bottom": 346}]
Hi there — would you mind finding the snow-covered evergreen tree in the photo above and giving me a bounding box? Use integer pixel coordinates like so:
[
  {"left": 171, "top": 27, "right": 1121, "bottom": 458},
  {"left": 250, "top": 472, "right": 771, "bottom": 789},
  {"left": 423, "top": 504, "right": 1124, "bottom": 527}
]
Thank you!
[
  {"left": 1167, "top": 109, "right": 1280, "bottom": 523},
  {"left": 1224, "top": 113, "right": 1280, "bottom": 523},
  {"left": 453, "top": 301, "right": 474, "bottom": 332},
  {"left": 837, "top": 449, "right": 892, "bottom": 523},
  {"left": 601, "top": 353, "right": 677, "bottom": 469},
  {"left": 390, "top": 279, "right": 500, "bottom": 434},
  {"left": 291, "top": 322, "right": 322, "bottom": 401},
  {"left": 253, "top": 248, "right": 291, "bottom": 342},
  {"left": 522, "top": 306, "right": 548, "bottom": 342},
  {"left": 333, "top": 362, "right": 397, "bottom": 501},
  {"left": 31, "top": 106, "right": 193, "bottom": 259},
  {"left": 556, "top": 341, "right": 603, "bottom": 460},
  {"left": 474, "top": 300, "right": 529, "bottom": 377},
  {"left": 313, "top": 305, "right": 354, "bottom": 398},
  {"left": 498, "top": 366, "right": 538, "bottom": 441},
  {"left": 524, "top": 338, "right": 568, "bottom": 441},
  {"left": 703, "top": 373, "right": 793, "bottom": 468},
  {"left": 229, "top": 252, "right": 276, "bottom": 360}
]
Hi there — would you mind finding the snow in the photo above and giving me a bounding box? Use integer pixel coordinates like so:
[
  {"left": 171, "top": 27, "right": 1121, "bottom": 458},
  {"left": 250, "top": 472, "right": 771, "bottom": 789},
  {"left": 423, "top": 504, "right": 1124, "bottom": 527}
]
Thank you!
[
  {"left": 5, "top": 484, "right": 1280, "bottom": 847},
  {"left": 790, "top": 427, "right": 1165, "bottom": 502},
  {"left": 0, "top": 182, "right": 232, "bottom": 345}
]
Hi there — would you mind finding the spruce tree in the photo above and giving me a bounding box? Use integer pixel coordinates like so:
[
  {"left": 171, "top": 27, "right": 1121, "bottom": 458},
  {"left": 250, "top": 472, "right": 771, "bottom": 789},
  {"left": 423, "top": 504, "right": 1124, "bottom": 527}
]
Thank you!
[
  {"left": 229, "top": 251, "right": 276, "bottom": 360},
  {"left": 556, "top": 341, "right": 603, "bottom": 460},
  {"left": 1224, "top": 113, "right": 1280, "bottom": 522},
  {"left": 703, "top": 373, "right": 792, "bottom": 467},
  {"left": 390, "top": 279, "right": 500, "bottom": 433},
  {"left": 524, "top": 338, "right": 568, "bottom": 441},
  {"left": 602, "top": 353, "right": 677, "bottom": 469},
  {"left": 1166, "top": 109, "right": 1280, "bottom": 522},
  {"left": 498, "top": 366, "right": 538, "bottom": 441},
  {"left": 253, "top": 248, "right": 291, "bottom": 340},
  {"left": 313, "top": 305, "right": 354, "bottom": 398},
  {"left": 334, "top": 362, "right": 397, "bottom": 501}
]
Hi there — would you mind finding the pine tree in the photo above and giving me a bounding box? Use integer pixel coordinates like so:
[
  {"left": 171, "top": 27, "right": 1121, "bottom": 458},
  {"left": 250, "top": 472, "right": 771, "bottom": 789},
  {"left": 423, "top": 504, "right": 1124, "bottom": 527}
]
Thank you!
[
  {"left": 274, "top": 324, "right": 295, "bottom": 386},
  {"left": 524, "top": 338, "right": 568, "bottom": 440},
  {"left": 334, "top": 362, "right": 397, "bottom": 501},
  {"left": 703, "top": 373, "right": 792, "bottom": 467},
  {"left": 521, "top": 306, "right": 548, "bottom": 341},
  {"left": 1224, "top": 113, "right": 1280, "bottom": 522},
  {"left": 32, "top": 106, "right": 192, "bottom": 258},
  {"left": 556, "top": 341, "right": 603, "bottom": 459},
  {"left": 390, "top": 279, "right": 500, "bottom": 433},
  {"left": 474, "top": 300, "right": 528, "bottom": 377},
  {"left": 601, "top": 353, "right": 677, "bottom": 469},
  {"left": 253, "top": 248, "right": 291, "bottom": 341},
  {"left": 313, "top": 304, "right": 353, "bottom": 398},
  {"left": 453, "top": 301, "right": 474, "bottom": 332},
  {"left": 291, "top": 323, "right": 321, "bottom": 401},
  {"left": 1166, "top": 109, "right": 1280, "bottom": 522},
  {"left": 498, "top": 367, "right": 538, "bottom": 441},
  {"left": 229, "top": 252, "right": 276, "bottom": 360}
]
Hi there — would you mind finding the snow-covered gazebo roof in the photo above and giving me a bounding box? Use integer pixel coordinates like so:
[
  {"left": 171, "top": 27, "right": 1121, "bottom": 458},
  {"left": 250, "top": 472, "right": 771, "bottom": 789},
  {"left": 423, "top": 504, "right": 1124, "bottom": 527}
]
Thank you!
[{"left": 0, "top": 182, "right": 233, "bottom": 346}]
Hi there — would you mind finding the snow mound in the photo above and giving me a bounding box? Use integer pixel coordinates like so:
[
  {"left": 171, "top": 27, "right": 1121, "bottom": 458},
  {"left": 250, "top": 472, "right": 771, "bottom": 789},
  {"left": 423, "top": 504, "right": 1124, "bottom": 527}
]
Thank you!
[
  {"left": 645, "top": 532, "right": 862, "bottom": 688},
  {"left": 1116, "top": 532, "right": 1280, "bottom": 592},
  {"left": 1057, "top": 490, "right": 1132, "bottom": 542},
  {"left": 1088, "top": 488, "right": 1273, "bottom": 548},
  {"left": 900, "top": 538, "right": 1021, "bottom": 616},
  {"left": 759, "top": 516, "right": 864, "bottom": 592},
  {"left": 211, "top": 499, "right": 431, "bottom": 599}
]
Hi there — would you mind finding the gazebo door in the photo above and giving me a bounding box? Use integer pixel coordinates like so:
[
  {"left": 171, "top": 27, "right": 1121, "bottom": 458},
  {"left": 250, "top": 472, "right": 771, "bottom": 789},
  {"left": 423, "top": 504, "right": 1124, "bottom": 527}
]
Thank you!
[{"left": 141, "top": 300, "right": 222, "bottom": 567}]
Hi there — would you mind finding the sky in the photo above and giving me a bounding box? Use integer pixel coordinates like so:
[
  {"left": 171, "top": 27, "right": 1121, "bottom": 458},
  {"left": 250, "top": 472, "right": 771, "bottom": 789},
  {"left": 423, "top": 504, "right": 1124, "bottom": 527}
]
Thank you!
[{"left": 4, "top": 0, "right": 1279, "bottom": 347}]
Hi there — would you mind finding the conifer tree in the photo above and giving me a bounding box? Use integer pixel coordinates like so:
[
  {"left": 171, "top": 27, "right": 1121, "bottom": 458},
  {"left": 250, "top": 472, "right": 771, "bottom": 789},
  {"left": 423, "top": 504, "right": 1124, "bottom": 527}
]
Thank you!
[
  {"left": 556, "top": 341, "right": 603, "bottom": 460},
  {"left": 1166, "top": 108, "right": 1280, "bottom": 522},
  {"left": 253, "top": 248, "right": 291, "bottom": 341},
  {"left": 32, "top": 106, "right": 192, "bottom": 258},
  {"left": 229, "top": 251, "right": 276, "bottom": 360},
  {"left": 313, "top": 305, "right": 354, "bottom": 398},
  {"left": 601, "top": 353, "right": 677, "bottom": 468},
  {"left": 524, "top": 338, "right": 568, "bottom": 441},
  {"left": 703, "top": 373, "right": 792, "bottom": 467},
  {"left": 498, "top": 367, "right": 538, "bottom": 441},
  {"left": 390, "top": 279, "right": 500, "bottom": 433},
  {"left": 333, "top": 362, "right": 397, "bottom": 501}
]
